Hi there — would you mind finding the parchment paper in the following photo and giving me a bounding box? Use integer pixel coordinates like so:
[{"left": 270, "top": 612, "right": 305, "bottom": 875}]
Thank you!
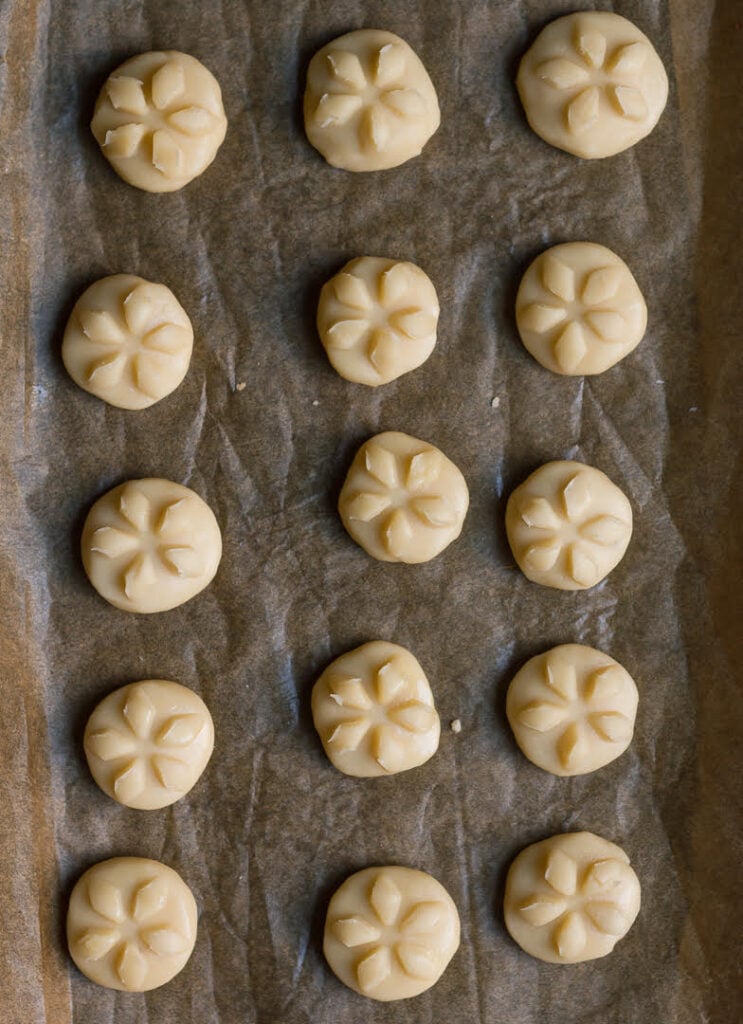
[{"left": 0, "top": 1, "right": 741, "bottom": 1022}]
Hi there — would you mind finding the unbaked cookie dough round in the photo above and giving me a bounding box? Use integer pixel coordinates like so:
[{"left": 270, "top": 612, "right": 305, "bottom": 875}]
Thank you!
[
  {"left": 62, "top": 275, "right": 194, "bottom": 409},
  {"left": 81, "top": 478, "right": 222, "bottom": 613},
  {"left": 304, "top": 29, "right": 440, "bottom": 172},
  {"left": 67, "top": 856, "right": 198, "bottom": 990},
  {"left": 515, "top": 243, "right": 647, "bottom": 375},
  {"left": 338, "top": 432, "right": 469, "bottom": 563},
  {"left": 505, "top": 461, "right": 632, "bottom": 590},
  {"left": 516, "top": 11, "right": 668, "bottom": 159},
  {"left": 506, "top": 644, "right": 638, "bottom": 776},
  {"left": 317, "top": 257, "right": 439, "bottom": 386},
  {"left": 324, "top": 865, "right": 460, "bottom": 1000},
  {"left": 84, "top": 680, "right": 214, "bottom": 808},
  {"left": 91, "top": 50, "right": 227, "bottom": 192},
  {"left": 312, "top": 641, "right": 440, "bottom": 777},
  {"left": 504, "top": 831, "right": 641, "bottom": 964}
]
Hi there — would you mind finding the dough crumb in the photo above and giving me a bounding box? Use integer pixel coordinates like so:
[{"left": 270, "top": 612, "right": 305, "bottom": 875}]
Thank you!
[
  {"left": 312, "top": 399, "right": 320, "bottom": 406},
  {"left": 235, "top": 382, "right": 246, "bottom": 392},
  {"left": 450, "top": 719, "right": 462, "bottom": 733},
  {"left": 490, "top": 396, "right": 500, "bottom": 408}
]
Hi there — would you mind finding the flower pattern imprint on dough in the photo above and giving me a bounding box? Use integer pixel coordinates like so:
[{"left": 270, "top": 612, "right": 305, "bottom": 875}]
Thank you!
[
  {"left": 332, "top": 871, "right": 447, "bottom": 993},
  {"left": 325, "top": 263, "right": 438, "bottom": 377},
  {"left": 104, "top": 59, "right": 220, "bottom": 178},
  {"left": 314, "top": 43, "right": 426, "bottom": 153},
  {"left": 80, "top": 283, "right": 192, "bottom": 399},
  {"left": 519, "top": 471, "right": 630, "bottom": 586},
  {"left": 518, "top": 849, "right": 635, "bottom": 961},
  {"left": 86, "top": 685, "right": 208, "bottom": 803}
]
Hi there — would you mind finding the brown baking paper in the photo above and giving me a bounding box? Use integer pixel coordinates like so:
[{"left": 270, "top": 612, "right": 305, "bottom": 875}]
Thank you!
[{"left": 0, "top": 0, "right": 740, "bottom": 1021}]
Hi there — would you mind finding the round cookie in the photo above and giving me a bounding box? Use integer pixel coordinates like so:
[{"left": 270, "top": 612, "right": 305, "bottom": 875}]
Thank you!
[
  {"left": 84, "top": 680, "right": 214, "bottom": 809},
  {"left": 324, "top": 865, "right": 460, "bottom": 1000},
  {"left": 505, "top": 460, "right": 632, "bottom": 590},
  {"left": 516, "top": 11, "right": 668, "bottom": 159},
  {"left": 338, "top": 432, "right": 469, "bottom": 564},
  {"left": 304, "top": 29, "right": 440, "bottom": 172},
  {"left": 317, "top": 257, "right": 439, "bottom": 386},
  {"left": 67, "top": 857, "right": 198, "bottom": 990},
  {"left": 312, "top": 641, "right": 440, "bottom": 778},
  {"left": 91, "top": 51, "right": 227, "bottom": 192},
  {"left": 62, "top": 275, "right": 194, "bottom": 409},
  {"left": 515, "top": 243, "right": 647, "bottom": 375},
  {"left": 81, "top": 478, "right": 222, "bottom": 613},
  {"left": 504, "top": 832, "right": 641, "bottom": 964},
  {"left": 506, "top": 644, "right": 638, "bottom": 776}
]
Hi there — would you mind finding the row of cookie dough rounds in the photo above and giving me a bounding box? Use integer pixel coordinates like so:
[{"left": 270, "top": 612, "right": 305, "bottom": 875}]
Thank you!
[{"left": 90, "top": 13, "right": 668, "bottom": 195}]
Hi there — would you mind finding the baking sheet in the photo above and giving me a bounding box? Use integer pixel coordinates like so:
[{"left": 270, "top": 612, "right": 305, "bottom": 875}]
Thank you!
[{"left": 0, "top": 0, "right": 741, "bottom": 1021}]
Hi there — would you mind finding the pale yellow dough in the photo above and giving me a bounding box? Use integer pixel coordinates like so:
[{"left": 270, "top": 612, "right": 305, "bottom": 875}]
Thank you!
[
  {"left": 84, "top": 680, "right": 214, "bottom": 808},
  {"left": 324, "top": 866, "right": 460, "bottom": 1000},
  {"left": 516, "top": 243, "right": 647, "bottom": 375},
  {"left": 338, "top": 432, "right": 469, "bottom": 563},
  {"left": 311, "top": 641, "right": 440, "bottom": 777},
  {"left": 304, "top": 29, "right": 440, "bottom": 171},
  {"left": 505, "top": 460, "right": 632, "bottom": 590},
  {"left": 81, "top": 478, "right": 222, "bottom": 613},
  {"left": 317, "top": 257, "right": 439, "bottom": 385},
  {"left": 504, "top": 832, "right": 641, "bottom": 964},
  {"left": 67, "top": 857, "right": 198, "bottom": 990},
  {"left": 91, "top": 50, "right": 227, "bottom": 192},
  {"left": 517, "top": 11, "right": 668, "bottom": 159},
  {"left": 506, "top": 644, "right": 638, "bottom": 776},
  {"left": 62, "top": 275, "right": 194, "bottom": 409}
]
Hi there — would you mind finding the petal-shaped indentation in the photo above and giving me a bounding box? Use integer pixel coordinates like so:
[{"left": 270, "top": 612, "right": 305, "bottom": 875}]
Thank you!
[
  {"left": 396, "top": 942, "right": 438, "bottom": 979},
  {"left": 329, "top": 677, "right": 372, "bottom": 710},
  {"left": 585, "top": 310, "right": 625, "bottom": 343},
  {"left": 387, "top": 700, "right": 437, "bottom": 733},
  {"left": 520, "top": 497, "right": 560, "bottom": 530},
  {"left": 609, "top": 41, "right": 649, "bottom": 75},
  {"left": 325, "top": 318, "right": 369, "bottom": 350},
  {"left": 589, "top": 711, "right": 633, "bottom": 743},
  {"left": 517, "top": 701, "right": 568, "bottom": 732},
  {"left": 123, "top": 552, "right": 157, "bottom": 601},
  {"left": 151, "top": 129, "right": 185, "bottom": 179},
  {"left": 569, "top": 543, "right": 600, "bottom": 587},
  {"left": 327, "top": 718, "right": 370, "bottom": 753},
  {"left": 141, "top": 927, "right": 189, "bottom": 956},
  {"left": 562, "top": 473, "right": 592, "bottom": 518},
  {"left": 545, "top": 659, "right": 578, "bottom": 702},
  {"left": 134, "top": 351, "right": 173, "bottom": 400},
  {"left": 373, "top": 724, "right": 409, "bottom": 772},
  {"left": 557, "top": 721, "right": 588, "bottom": 769},
  {"left": 326, "top": 50, "right": 366, "bottom": 90},
  {"left": 401, "top": 901, "right": 444, "bottom": 934},
  {"left": 367, "top": 327, "right": 399, "bottom": 377},
  {"left": 86, "top": 353, "right": 127, "bottom": 388},
  {"left": 585, "top": 666, "right": 625, "bottom": 702},
  {"left": 157, "top": 714, "right": 204, "bottom": 746},
  {"left": 90, "top": 526, "right": 139, "bottom": 559},
  {"left": 334, "top": 272, "right": 372, "bottom": 311},
  {"left": 376, "top": 660, "right": 407, "bottom": 704},
  {"left": 411, "top": 496, "right": 460, "bottom": 527},
  {"left": 582, "top": 857, "right": 629, "bottom": 896},
  {"left": 152, "top": 754, "right": 192, "bottom": 791},
  {"left": 383, "top": 508, "right": 413, "bottom": 558},
  {"left": 332, "top": 916, "right": 381, "bottom": 948},
  {"left": 370, "top": 873, "right": 402, "bottom": 926},
  {"left": 315, "top": 91, "right": 363, "bottom": 127},
  {"left": 580, "top": 515, "right": 628, "bottom": 546},
  {"left": 161, "top": 546, "right": 204, "bottom": 578},
  {"left": 79, "top": 309, "right": 126, "bottom": 345},
  {"left": 362, "top": 104, "right": 390, "bottom": 153},
  {"left": 75, "top": 927, "right": 120, "bottom": 960},
  {"left": 364, "top": 443, "right": 398, "bottom": 487},
  {"left": 356, "top": 945, "right": 391, "bottom": 994},
  {"left": 116, "top": 941, "right": 147, "bottom": 990},
  {"left": 582, "top": 266, "right": 624, "bottom": 305},
  {"left": 389, "top": 308, "right": 437, "bottom": 339},
  {"left": 113, "top": 758, "right": 147, "bottom": 803},
  {"left": 168, "top": 105, "right": 215, "bottom": 136},
  {"left": 345, "top": 492, "right": 392, "bottom": 522},
  {"left": 132, "top": 876, "right": 169, "bottom": 922},
  {"left": 567, "top": 86, "right": 600, "bottom": 134},
  {"left": 536, "top": 58, "right": 590, "bottom": 89},
  {"left": 123, "top": 687, "right": 155, "bottom": 738},
  {"left": 576, "top": 29, "right": 607, "bottom": 68},
  {"left": 519, "top": 303, "right": 567, "bottom": 334},
  {"left": 381, "top": 87, "right": 426, "bottom": 118},
  {"left": 156, "top": 498, "right": 190, "bottom": 537},
  {"left": 88, "top": 877, "right": 126, "bottom": 923},
  {"left": 104, "top": 122, "right": 148, "bottom": 158},
  {"left": 374, "top": 43, "right": 406, "bottom": 87},
  {"left": 524, "top": 540, "right": 561, "bottom": 572},
  {"left": 123, "top": 284, "right": 156, "bottom": 336},
  {"left": 151, "top": 61, "right": 185, "bottom": 109},
  {"left": 107, "top": 76, "right": 147, "bottom": 115},
  {"left": 407, "top": 449, "right": 443, "bottom": 490},
  {"left": 518, "top": 894, "right": 567, "bottom": 926},
  {"left": 542, "top": 254, "right": 575, "bottom": 302},
  {"left": 585, "top": 901, "right": 627, "bottom": 936},
  {"left": 379, "top": 262, "right": 415, "bottom": 306},
  {"left": 86, "top": 728, "right": 137, "bottom": 762},
  {"left": 143, "top": 323, "right": 191, "bottom": 355},
  {"left": 554, "top": 911, "right": 587, "bottom": 959},
  {"left": 554, "top": 321, "right": 587, "bottom": 373},
  {"left": 611, "top": 85, "right": 649, "bottom": 121}
]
